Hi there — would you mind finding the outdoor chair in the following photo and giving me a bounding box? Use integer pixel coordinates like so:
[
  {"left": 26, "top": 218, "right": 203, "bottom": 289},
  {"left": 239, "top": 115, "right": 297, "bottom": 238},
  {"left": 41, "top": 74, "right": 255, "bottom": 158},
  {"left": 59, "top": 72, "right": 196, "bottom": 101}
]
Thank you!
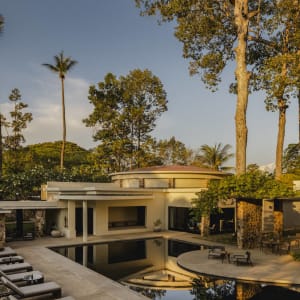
[
  {"left": 0, "top": 262, "right": 33, "bottom": 274},
  {"left": 230, "top": 251, "right": 253, "bottom": 266},
  {"left": 1, "top": 276, "right": 62, "bottom": 299},
  {"left": 0, "top": 270, "right": 44, "bottom": 285},
  {"left": 0, "top": 256, "right": 24, "bottom": 265},
  {"left": 279, "top": 241, "right": 291, "bottom": 255},
  {"left": 209, "top": 224, "right": 217, "bottom": 234},
  {"left": 0, "top": 247, "right": 17, "bottom": 258},
  {"left": 208, "top": 248, "right": 228, "bottom": 263}
]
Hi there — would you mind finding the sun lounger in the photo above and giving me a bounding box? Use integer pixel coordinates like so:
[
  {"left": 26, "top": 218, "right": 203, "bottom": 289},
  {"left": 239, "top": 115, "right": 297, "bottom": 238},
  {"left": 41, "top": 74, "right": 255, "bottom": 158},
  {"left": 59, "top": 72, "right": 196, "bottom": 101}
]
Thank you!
[
  {"left": 1, "top": 276, "right": 62, "bottom": 299},
  {"left": 0, "top": 256, "right": 24, "bottom": 264},
  {"left": 0, "top": 247, "right": 17, "bottom": 258},
  {"left": 0, "top": 262, "right": 33, "bottom": 274},
  {"left": 8, "top": 296, "right": 75, "bottom": 300},
  {"left": 0, "top": 270, "right": 44, "bottom": 284}
]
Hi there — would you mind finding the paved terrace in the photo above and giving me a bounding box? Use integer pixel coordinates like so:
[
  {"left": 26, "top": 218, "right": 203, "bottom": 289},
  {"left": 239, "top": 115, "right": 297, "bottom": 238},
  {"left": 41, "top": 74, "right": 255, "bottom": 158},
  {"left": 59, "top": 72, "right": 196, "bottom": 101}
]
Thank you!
[{"left": 6, "top": 231, "right": 300, "bottom": 299}]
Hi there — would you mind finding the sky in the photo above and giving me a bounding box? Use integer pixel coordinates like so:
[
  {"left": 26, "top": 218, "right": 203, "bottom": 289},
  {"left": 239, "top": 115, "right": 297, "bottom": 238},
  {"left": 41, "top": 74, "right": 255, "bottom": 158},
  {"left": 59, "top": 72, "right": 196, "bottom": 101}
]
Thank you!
[{"left": 0, "top": 0, "right": 298, "bottom": 167}]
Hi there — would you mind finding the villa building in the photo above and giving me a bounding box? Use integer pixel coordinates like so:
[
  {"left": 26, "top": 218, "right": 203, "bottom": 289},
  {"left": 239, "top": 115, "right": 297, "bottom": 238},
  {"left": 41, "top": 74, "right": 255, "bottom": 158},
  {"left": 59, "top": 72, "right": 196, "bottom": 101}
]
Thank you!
[
  {"left": 0, "top": 165, "right": 229, "bottom": 243},
  {"left": 43, "top": 165, "right": 229, "bottom": 242},
  {"left": 2, "top": 165, "right": 299, "bottom": 248}
]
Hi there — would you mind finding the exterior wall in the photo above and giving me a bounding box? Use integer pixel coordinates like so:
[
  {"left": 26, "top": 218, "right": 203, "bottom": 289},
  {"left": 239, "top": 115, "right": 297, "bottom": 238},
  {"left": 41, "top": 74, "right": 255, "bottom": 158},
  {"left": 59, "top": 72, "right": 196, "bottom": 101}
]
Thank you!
[
  {"left": 283, "top": 201, "right": 300, "bottom": 230},
  {"left": 121, "top": 179, "right": 139, "bottom": 188},
  {"left": 175, "top": 178, "right": 207, "bottom": 188},
  {"left": 45, "top": 167, "right": 228, "bottom": 238},
  {"left": 144, "top": 178, "right": 169, "bottom": 188},
  {"left": 93, "top": 197, "right": 164, "bottom": 235}
]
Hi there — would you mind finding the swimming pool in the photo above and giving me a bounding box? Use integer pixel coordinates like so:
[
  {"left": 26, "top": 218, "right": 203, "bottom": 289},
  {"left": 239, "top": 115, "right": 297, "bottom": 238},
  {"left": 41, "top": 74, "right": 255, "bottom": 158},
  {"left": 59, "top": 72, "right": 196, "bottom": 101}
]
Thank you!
[{"left": 50, "top": 238, "right": 300, "bottom": 299}]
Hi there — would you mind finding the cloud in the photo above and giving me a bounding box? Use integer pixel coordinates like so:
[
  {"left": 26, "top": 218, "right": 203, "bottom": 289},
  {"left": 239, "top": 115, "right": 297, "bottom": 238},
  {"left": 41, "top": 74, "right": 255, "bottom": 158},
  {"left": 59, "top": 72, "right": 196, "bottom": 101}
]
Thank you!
[{"left": 23, "top": 75, "right": 96, "bottom": 149}]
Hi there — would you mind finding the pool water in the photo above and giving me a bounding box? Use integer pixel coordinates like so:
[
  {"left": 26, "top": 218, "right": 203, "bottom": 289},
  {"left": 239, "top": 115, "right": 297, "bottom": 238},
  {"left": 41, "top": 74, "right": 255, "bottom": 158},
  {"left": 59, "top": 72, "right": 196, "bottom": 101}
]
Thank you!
[{"left": 51, "top": 238, "right": 300, "bottom": 300}]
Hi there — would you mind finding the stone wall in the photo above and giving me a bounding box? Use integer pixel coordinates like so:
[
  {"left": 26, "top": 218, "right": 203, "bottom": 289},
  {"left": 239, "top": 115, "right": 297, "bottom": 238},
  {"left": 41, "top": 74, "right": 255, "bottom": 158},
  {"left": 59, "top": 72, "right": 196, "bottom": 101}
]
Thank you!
[
  {"left": 236, "top": 282, "right": 261, "bottom": 300},
  {"left": 236, "top": 200, "right": 262, "bottom": 249}
]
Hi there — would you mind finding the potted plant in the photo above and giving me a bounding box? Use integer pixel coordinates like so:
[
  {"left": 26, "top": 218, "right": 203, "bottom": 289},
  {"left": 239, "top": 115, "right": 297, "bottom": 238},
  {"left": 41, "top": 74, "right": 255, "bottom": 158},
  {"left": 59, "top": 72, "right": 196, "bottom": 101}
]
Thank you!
[{"left": 153, "top": 219, "right": 162, "bottom": 232}]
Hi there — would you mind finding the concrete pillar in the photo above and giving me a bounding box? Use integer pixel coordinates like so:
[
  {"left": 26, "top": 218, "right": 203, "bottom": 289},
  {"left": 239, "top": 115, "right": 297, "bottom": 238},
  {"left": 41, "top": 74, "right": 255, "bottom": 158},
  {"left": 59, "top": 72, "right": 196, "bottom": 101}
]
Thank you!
[
  {"left": 83, "top": 200, "right": 88, "bottom": 243},
  {"left": 64, "top": 201, "right": 76, "bottom": 239},
  {"left": 83, "top": 245, "right": 87, "bottom": 267}
]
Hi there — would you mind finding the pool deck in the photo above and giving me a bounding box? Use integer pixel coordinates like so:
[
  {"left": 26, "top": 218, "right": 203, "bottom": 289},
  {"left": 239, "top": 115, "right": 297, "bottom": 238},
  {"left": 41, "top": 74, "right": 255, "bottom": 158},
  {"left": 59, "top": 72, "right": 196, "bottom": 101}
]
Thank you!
[{"left": 7, "top": 231, "right": 300, "bottom": 299}]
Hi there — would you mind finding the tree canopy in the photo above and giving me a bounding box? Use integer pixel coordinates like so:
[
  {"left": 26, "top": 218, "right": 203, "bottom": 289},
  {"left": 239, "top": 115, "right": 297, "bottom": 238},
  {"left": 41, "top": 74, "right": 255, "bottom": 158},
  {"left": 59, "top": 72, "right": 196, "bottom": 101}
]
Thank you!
[
  {"left": 194, "top": 143, "right": 234, "bottom": 171},
  {"left": 192, "top": 171, "right": 294, "bottom": 219},
  {"left": 135, "top": 0, "right": 275, "bottom": 175},
  {"left": 83, "top": 69, "right": 168, "bottom": 172}
]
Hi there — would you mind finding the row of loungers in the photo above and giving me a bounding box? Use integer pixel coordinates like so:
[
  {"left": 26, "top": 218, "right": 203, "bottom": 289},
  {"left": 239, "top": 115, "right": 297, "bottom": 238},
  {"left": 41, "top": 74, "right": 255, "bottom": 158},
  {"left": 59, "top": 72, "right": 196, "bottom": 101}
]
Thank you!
[{"left": 0, "top": 246, "right": 74, "bottom": 299}]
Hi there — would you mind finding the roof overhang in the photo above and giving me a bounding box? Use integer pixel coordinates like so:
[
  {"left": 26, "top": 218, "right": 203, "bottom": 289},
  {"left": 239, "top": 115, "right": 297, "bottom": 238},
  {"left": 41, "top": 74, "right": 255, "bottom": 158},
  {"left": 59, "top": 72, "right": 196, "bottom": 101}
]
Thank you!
[{"left": 0, "top": 200, "right": 62, "bottom": 210}]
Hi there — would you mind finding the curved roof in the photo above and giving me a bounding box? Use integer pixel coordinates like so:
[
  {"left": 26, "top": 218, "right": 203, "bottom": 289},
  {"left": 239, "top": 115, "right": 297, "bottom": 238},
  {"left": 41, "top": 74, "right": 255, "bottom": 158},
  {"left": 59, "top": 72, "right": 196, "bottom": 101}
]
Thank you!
[{"left": 111, "top": 165, "right": 228, "bottom": 176}]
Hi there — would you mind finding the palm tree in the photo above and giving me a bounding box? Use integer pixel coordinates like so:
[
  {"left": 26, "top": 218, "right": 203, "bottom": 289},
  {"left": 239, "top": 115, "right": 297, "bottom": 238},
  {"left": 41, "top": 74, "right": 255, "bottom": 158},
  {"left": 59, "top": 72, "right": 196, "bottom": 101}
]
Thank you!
[
  {"left": 42, "top": 51, "right": 77, "bottom": 170},
  {"left": 0, "top": 15, "right": 4, "bottom": 33},
  {"left": 196, "top": 143, "right": 234, "bottom": 171}
]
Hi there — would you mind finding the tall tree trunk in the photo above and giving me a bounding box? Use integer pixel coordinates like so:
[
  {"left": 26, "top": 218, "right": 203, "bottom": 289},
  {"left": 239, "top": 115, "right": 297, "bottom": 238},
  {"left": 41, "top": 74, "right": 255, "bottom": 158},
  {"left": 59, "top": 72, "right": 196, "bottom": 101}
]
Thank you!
[
  {"left": 60, "top": 77, "right": 66, "bottom": 171},
  {"left": 275, "top": 101, "right": 286, "bottom": 179},
  {"left": 298, "top": 87, "right": 300, "bottom": 144},
  {"left": 0, "top": 114, "right": 2, "bottom": 179},
  {"left": 234, "top": 0, "right": 250, "bottom": 175},
  {"left": 275, "top": 61, "right": 288, "bottom": 179}
]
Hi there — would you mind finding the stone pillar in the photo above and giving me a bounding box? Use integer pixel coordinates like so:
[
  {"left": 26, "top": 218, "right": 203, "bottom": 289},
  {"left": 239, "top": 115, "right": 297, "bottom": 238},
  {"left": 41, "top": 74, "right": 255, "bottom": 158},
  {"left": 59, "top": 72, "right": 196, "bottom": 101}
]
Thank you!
[
  {"left": 236, "top": 200, "right": 262, "bottom": 249},
  {"left": 82, "top": 200, "right": 88, "bottom": 243},
  {"left": 35, "top": 210, "right": 45, "bottom": 237},
  {"left": 236, "top": 282, "right": 261, "bottom": 300},
  {"left": 0, "top": 214, "right": 5, "bottom": 249},
  {"left": 64, "top": 201, "right": 76, "bottom": 239},
  {"left": 83, "top": 245, "right": 87, "bottom": 267}
]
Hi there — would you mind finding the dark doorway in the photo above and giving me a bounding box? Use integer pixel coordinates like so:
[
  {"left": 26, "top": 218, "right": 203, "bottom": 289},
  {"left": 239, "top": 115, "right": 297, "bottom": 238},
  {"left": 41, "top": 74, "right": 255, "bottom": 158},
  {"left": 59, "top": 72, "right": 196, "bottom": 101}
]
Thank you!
[
  {"left": 168, "top": 207, "right": 190, "bottom": 231},
  {"left": 15, "top": 209, "right": 23, "bottom": 238},
  {"left": 75, "top": 207, "right": 93, "bottom": 236},
  {"left": 210, "top": 208, "right": 235, "bottom": 233}
]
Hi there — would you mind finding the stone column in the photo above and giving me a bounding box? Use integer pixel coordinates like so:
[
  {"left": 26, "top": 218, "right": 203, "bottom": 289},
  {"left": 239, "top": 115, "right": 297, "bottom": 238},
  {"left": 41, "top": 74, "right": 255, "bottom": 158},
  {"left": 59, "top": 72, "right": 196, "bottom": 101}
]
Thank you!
[
  {"left": 64, "top": 201, "right": 76, "bottom": 239},
  {"left": 82, "top": 200, "right": 88, "bottom": 243},
  {"left": 0, "top": 214, "right": 5, "bottom": 249},
  {"left": 35, "top": 210, "right": 45, "bottom": 237},
  {"left": 236, "top": 281, "right": 261, "bottom": 300},
  {"left": 236, "top": 200, "right": 262, "bottom": 249}
]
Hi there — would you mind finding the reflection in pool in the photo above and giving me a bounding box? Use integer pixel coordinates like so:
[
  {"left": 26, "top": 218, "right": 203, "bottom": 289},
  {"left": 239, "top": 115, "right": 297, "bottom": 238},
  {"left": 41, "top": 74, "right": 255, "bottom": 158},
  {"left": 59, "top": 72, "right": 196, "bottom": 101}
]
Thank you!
[{"left": 50, "top": 238, "right": 300, "bottom": 299}]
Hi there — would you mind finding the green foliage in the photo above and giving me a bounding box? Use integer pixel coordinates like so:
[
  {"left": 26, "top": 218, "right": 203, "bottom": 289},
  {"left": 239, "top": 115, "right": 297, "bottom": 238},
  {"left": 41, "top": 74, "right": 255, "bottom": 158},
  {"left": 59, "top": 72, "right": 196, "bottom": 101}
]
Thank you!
[
  {"left": 2, "top": 88, "right": 33, "bottom": 172},
  {"left": 22, "top": 141, "right": 90, "bottom": 170},
  {"left": 192, "top": 180, "right": 220, "bottom": 218},
  {"left": 192, "top": 171, "right": 294, "bottom": 218},
  {"left": 83, "top": 69, "right": 168, "bottom": 172},
  {"left": 291, "top": 249, "right": 300, "bottom": 261},
  {"left": 194, "top": 143, "right": 234, "bottom": 171},
  {"left": 0, "top": 165, "right": 109, "bottom": 201},
  {"left": 42, "top": 51, "right": 77, "bottom": 80},
  {"left": 283, "top": 143, "right": 300, "bottom": 174},
  {"left": 154, "top": 136, "right": 192, "bottom": 166}
]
